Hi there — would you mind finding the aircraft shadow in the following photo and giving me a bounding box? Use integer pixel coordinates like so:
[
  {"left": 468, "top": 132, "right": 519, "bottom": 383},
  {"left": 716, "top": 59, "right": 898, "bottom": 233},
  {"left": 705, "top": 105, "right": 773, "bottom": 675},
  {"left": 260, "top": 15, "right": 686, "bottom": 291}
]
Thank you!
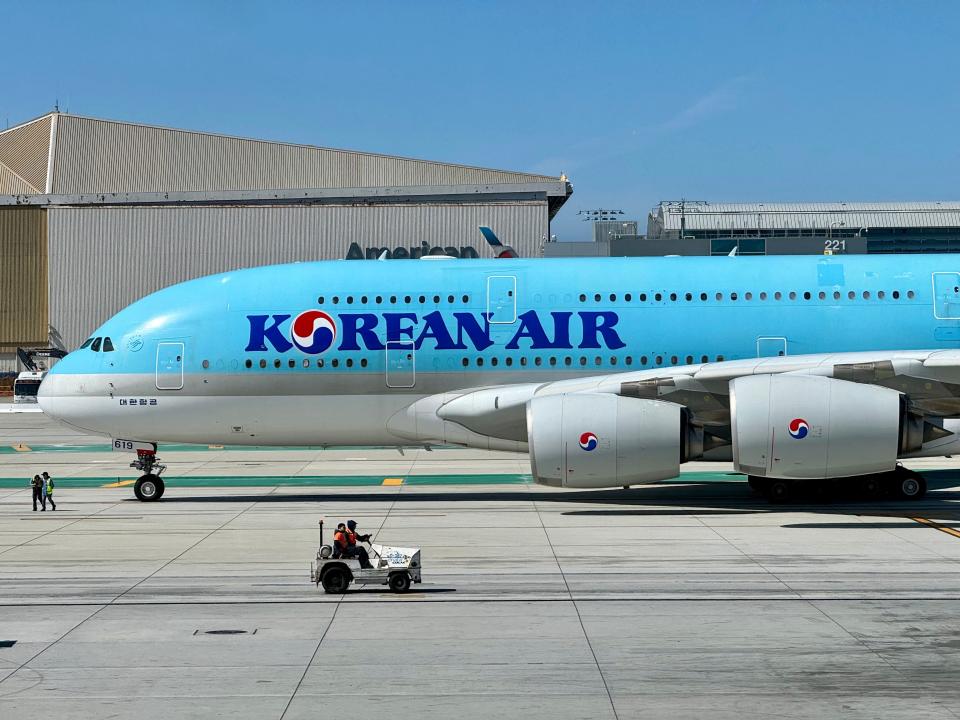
[{"left": 151, "top": 469, "right": 960, "bottom": 522}]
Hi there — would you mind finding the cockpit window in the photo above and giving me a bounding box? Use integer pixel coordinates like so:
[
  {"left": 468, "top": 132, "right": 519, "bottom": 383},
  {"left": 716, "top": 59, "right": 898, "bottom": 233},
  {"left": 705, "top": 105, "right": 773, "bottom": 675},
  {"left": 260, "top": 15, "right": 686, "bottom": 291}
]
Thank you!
[
  {"left": 79, "top": 338, "right": 94, "bottom": 349},
  {"left": 91, "top": 337, "right": 102, "bottom": 352},
  {"left": 102, "top": 337, "right": 114, "bottom": 352}
]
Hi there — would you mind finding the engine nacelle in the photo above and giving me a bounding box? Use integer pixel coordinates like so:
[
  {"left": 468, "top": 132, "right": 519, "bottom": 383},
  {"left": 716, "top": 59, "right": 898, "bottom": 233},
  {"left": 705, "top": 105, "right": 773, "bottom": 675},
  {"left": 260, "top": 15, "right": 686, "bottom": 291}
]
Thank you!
[
  {"left": 527, "top": 393, "right": 683, "bottom": 488},
  {"left": 731, "top": 374, "right": 913, "bottom": 479}
]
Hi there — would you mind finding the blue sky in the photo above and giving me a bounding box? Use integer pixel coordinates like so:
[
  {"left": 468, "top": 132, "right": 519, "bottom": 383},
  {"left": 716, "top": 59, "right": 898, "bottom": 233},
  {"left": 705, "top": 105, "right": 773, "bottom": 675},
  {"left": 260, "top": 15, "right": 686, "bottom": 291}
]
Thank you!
[{"left": 4, "top": 1, "right": 960, "bottom": 240}]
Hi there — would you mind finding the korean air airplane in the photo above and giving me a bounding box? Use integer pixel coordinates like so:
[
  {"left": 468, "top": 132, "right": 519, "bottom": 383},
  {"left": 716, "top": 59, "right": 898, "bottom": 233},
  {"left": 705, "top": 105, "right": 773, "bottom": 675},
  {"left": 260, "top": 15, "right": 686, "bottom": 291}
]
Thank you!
[{"left": 37, "top": 254, "right": 960, "bottom": 502}]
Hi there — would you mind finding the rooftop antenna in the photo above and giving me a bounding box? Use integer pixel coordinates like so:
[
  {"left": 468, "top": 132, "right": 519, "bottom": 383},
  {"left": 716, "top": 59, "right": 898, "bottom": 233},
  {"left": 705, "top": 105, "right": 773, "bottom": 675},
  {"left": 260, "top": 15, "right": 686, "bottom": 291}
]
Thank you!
[{"left": 54, "top": 98, "right": 60, "bottom": 113}]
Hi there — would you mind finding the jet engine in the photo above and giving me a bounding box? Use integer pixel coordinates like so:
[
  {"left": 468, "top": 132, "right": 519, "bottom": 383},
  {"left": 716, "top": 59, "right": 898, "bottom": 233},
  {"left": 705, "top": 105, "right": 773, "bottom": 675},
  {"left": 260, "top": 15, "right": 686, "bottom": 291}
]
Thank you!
[
  {"left": 526, "top": 393, "right": 690, "bottom": 488},
  {"left": 731, "top": 374, "right": 942, "bottom": 479}
]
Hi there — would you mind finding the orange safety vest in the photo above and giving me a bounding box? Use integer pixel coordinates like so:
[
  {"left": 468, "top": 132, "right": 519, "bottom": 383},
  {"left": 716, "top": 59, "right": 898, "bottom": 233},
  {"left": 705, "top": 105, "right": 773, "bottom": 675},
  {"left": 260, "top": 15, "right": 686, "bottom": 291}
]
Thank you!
[
  {"left": 346, "top": 529, "right": 358, "bottom": 546},
  {"left": 333, "top": 530, "right": 349, "bottom": 550}
]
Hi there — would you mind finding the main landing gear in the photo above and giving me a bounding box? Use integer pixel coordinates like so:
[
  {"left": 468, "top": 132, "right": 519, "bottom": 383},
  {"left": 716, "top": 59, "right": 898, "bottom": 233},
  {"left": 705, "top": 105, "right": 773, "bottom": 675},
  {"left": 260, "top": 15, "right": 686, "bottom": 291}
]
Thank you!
[
  {"left": 131, "top": 449, "right": 167, "bottom": 502},
  {"left": 748, "top": 464, "right": 927, "bottom": 503}
]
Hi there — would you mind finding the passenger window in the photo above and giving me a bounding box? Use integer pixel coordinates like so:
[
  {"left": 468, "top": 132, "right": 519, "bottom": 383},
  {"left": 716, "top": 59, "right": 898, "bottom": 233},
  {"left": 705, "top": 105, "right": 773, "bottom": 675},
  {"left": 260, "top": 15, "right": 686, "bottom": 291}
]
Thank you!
[
  {"left": 245, "top": 359, "right": 252, "bottom": 369},
  {"left": 80, "top": 338, "right": 94, "bottom": 349},
  {"left": 700, "top": 292, "right": 707, "bottom": 301},
  {"left": 91, "top": 337, "right": 102, "bottom": 352}
]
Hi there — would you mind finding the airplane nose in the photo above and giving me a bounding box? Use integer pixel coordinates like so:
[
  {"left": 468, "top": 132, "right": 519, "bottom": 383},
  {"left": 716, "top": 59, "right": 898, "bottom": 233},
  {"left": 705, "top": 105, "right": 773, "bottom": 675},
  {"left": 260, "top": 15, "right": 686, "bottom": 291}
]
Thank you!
[{"left": 36, "top": 373, "right": 63, "bottom": 420}]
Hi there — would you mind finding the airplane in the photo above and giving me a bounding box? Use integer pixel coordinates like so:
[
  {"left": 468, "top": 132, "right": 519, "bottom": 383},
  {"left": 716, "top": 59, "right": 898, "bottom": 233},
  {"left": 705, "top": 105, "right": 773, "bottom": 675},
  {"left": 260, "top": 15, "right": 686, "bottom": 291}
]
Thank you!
[{"left": 36, "top": 253, "right": 960, "bottom": 502}]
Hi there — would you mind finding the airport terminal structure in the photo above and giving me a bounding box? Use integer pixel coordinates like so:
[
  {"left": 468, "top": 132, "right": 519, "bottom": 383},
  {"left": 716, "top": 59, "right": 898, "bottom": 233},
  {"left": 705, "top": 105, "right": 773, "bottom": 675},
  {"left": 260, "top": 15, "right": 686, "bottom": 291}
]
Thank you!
[
  {"left": 0, "top": 112, "right": 571, "bottom": 370},
  {"left": 547, "top": 200, "right": 960, "bottom": 257}
]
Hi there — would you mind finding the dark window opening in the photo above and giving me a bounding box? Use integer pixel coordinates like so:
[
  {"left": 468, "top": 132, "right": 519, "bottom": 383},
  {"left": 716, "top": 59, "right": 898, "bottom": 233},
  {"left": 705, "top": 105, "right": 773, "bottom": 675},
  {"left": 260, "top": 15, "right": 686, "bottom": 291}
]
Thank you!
[
  {"left": 91, "top": 337, "right": 102, "bottom": 352},
  {"left": 102, "top": 337, "right": 114, "bottom": 352},
  {"left": 80, "top": 338, "right": 94, "bottom": 349}
]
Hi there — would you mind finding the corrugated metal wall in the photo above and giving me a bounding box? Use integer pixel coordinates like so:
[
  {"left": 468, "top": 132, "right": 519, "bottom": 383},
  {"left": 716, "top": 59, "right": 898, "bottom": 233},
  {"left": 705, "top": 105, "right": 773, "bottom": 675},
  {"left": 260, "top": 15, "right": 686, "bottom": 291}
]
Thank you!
[
  {"left": 0, "top": 207, "right": 48, "bottom": 348},
  {"left": 52, "top": 115, "right": 555, "bottom": 193},
  {"left": 47, "top": 202, "right": 547, "bottom": 349},
  {"left": 0, "top": 115, "right": 50, "bottom": 193}
]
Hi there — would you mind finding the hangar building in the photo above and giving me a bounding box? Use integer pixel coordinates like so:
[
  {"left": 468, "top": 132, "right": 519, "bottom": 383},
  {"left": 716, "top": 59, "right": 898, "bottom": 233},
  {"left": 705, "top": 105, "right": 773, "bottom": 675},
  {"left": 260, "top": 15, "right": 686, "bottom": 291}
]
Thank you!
[{"left": 0, "top": 112, "right": 571, "bottom": 370}]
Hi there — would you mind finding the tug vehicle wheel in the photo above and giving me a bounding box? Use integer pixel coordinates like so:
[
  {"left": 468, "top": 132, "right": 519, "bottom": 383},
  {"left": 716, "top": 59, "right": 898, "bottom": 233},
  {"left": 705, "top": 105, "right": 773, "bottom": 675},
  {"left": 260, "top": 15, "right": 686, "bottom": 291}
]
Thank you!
[
  {"left": 321, "top": 566, "right": 350, "bottom": 594},
  {"left": 388, "top": 572, "right": 411, "bottom": 593}
]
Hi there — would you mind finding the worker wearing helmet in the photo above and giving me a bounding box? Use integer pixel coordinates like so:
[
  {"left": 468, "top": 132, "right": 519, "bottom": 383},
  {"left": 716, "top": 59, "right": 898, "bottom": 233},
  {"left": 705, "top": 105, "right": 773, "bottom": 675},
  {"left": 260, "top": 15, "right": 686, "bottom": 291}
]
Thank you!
[{"left": 345, "top": 520, "right": 373, "bottom": 569}]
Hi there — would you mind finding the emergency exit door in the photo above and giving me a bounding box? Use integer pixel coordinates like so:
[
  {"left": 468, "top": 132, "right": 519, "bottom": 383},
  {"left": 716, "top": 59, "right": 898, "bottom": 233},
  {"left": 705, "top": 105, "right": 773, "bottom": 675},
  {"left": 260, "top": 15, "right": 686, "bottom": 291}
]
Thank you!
[
  {"left": 933, "top": 272, "right": 960, "bottom": 319},
  {"left": 156, "top": 342, "right": 184, "bottom": 390},
  {"left": 386, "top": 341, "right": 415, "bottom": 388},
  {"left": 487, "top": 275, "right": 517, "bottom": 324}
]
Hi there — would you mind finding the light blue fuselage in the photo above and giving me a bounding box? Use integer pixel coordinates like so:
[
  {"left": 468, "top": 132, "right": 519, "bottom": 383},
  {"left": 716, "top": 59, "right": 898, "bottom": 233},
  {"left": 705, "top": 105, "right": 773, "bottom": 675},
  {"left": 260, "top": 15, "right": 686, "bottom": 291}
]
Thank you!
[{"left": 38, "top": 254, "right": 960, "bottom": 445}]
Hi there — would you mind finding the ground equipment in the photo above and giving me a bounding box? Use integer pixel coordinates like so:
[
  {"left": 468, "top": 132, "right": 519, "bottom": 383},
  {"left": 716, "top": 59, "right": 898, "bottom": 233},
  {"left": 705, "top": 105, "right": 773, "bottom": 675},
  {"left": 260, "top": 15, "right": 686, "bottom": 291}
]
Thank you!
[{"left": 310, "top": 520, "right": 421, "bottom": 593}]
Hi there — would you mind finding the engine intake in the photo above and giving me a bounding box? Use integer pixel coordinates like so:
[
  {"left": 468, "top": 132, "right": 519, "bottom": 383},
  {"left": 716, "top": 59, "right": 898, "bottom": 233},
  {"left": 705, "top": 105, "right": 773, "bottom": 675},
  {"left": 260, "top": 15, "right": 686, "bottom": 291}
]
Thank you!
[{"left": 527, "top": 393, "right": 686, "bottom": 488}]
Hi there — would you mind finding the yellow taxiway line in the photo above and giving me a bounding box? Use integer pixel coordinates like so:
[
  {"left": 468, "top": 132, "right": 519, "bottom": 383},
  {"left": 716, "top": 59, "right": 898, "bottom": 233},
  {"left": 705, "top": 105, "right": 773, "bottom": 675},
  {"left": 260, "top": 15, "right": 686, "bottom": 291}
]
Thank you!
[
  {"left": 912, "top": 516, "right": 960, "bottom": 540},
  {"left": 101, "top": 479, "right": 137, "bottom": 488},
  {"left": 382, "top": 477, "right": 404, "bottom": 486}
]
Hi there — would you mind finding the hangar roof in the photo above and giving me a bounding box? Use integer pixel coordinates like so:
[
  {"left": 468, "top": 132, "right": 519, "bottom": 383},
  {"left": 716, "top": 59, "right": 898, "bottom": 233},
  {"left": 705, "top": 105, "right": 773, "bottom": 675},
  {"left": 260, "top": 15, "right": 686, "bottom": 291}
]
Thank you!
[
  {"left": 0, "top": 112, "right": 566, "bottom": 203},
  {"left": 650, "top": 201, "right": 960, "bottom": 234}
]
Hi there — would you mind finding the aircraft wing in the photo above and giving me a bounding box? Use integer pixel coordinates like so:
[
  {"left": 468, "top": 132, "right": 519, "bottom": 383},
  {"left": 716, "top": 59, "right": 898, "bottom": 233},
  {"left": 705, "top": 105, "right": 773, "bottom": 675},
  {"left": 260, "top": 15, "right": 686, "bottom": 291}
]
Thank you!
[{"left": 387, "top": 349, "right": 960, "bottom": 486}]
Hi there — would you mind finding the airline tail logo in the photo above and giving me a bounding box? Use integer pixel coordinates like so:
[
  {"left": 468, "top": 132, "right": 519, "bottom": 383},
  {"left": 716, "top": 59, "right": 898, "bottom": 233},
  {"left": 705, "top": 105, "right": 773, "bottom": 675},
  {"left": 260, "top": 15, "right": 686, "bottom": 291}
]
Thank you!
[
  {"left": 579, "top": 432, "right": 599, "bottom": 451},
  {"left": 291, "top": 310, "right": 337, "bottom": 354},
  {"left": 788, "top": 418, "right": 809, "bottom": 439}
]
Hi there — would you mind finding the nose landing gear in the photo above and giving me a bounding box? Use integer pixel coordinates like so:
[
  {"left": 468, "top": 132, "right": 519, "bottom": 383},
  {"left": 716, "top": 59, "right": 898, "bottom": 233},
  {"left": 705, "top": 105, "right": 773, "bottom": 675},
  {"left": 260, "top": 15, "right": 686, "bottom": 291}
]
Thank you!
[{"left": 131, "top": 449, "right": 167, "bottom": 501}]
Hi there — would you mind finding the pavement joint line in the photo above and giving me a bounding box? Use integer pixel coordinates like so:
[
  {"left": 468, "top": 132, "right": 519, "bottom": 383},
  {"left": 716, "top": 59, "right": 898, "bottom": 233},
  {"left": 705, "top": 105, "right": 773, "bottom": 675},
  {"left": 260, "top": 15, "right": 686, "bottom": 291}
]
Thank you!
[
  {"left": 529, "top": 490, "right": 620, "bottom": 720},
  {"left": 0, "top": 494, "right": 130, "bottom": 691},
  {"left": 279, "top": 477, "right": 406, "bottom": 719},
  {"left": 912, "top": 516, "right": 960, "bottom": 539}
]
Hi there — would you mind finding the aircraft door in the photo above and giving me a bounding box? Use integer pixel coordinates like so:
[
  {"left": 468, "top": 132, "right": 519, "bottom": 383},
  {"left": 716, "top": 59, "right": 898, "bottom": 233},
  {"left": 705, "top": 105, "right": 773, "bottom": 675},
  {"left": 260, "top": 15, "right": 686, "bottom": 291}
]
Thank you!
[
  {"left": 932, "top": 272, "right": 960, "bottom": 319},
  {"left": 385, "top": 341, "right": 415, "bottom": 388},
  {"left": 156, "top": 342, "right": 185, "bottom": 390},
  {"left": 487, "top": 275, "right": 517, "bottom": 324},
  {"left": 756, "top": 336, "right": 787, "bottom": 358}
]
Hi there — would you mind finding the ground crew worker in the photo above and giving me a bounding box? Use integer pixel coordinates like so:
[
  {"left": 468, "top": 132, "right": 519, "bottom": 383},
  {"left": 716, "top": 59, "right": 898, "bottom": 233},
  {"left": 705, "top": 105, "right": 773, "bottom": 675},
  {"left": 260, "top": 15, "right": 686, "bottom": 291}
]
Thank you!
[
  {"left": 30, "top": 474, "right": 44, "bottom": 511},
  {"left": 42, "top": 472, "right": 56, "bottom": 511},
  {"left": 345, "top": 520, "right": 373, "bottom": 568},
  {"left": 332, "top": 523, "right": 349, "bottom": 558}
]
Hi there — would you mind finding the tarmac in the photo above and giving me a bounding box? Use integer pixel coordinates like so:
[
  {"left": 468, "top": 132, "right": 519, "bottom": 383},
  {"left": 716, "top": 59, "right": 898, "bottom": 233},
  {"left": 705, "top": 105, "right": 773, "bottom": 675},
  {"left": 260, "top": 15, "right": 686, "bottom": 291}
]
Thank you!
[{"left": 2, "top": 407, "right": 960, "bottom": 718}]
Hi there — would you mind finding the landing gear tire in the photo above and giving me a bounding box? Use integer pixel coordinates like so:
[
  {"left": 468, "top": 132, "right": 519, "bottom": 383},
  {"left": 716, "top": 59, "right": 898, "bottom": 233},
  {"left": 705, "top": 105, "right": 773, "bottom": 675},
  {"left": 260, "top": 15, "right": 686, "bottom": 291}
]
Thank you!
[
  {"left": 767, "top": 479, "right": 793, "bottom": 503},
  {"left": 747, "top": 476, "right": 770, "bottom": 495},
  {"left": 860, "top": 475, "right": 884, "bottom": 498},
  {"left": 894, "top": 471, "right": 926, "bottom": 500},
  {"left": 321, "top": 566, "right": 350, "bottom": 594},
  {"left": 389, "top": 572, "right": 411, "bottom": 593},
  {"left": 134, "top": 475, "right": 164, "bottom": 502}
]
